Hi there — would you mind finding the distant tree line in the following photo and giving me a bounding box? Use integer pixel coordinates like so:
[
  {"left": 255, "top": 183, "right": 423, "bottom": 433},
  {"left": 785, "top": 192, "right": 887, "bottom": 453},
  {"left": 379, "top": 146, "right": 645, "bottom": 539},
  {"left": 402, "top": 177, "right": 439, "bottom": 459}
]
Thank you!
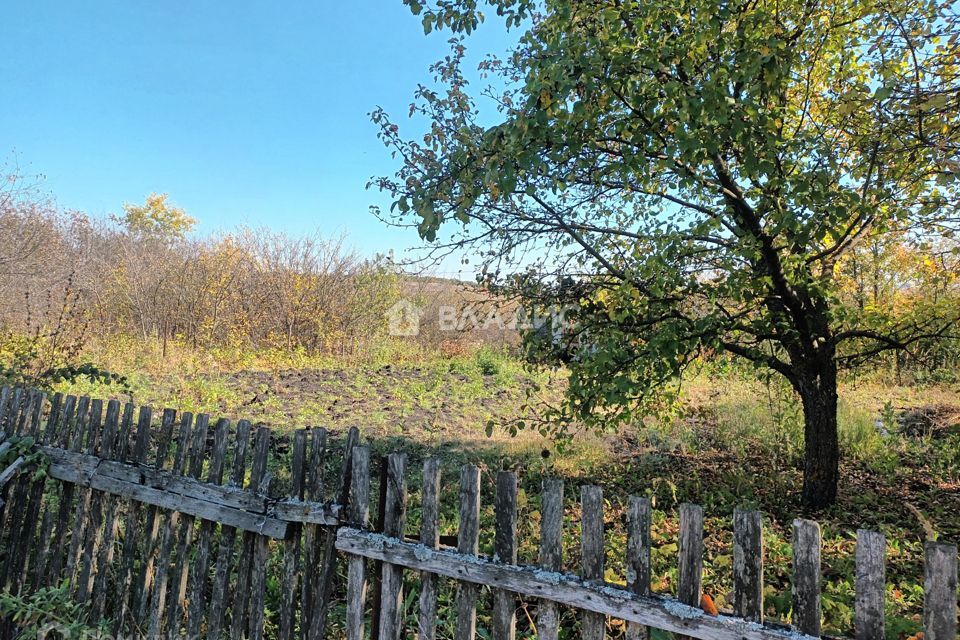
[{"left": 0, "top": 172, "right": 402, "bottom": 374}]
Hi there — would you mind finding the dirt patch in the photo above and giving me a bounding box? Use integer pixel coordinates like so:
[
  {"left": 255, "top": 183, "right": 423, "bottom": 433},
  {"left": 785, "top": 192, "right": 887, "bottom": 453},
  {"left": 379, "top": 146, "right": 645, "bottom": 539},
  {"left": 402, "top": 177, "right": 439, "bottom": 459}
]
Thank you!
[{"left": 897, "top": 403, "right": 960, "bottom": 437}]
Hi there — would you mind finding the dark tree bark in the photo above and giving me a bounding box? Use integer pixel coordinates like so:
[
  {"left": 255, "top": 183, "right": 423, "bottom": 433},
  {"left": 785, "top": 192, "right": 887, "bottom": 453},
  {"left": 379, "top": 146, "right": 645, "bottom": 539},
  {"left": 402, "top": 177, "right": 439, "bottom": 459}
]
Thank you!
[{"left": 795, "top": 357, "right": 840, "bottom": 509}]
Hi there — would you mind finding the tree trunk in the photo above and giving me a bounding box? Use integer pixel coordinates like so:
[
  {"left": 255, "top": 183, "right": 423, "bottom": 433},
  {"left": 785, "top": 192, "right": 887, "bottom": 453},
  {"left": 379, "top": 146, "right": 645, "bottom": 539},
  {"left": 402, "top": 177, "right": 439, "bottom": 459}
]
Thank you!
[{"left": 797, "top": 362, "right": 840, "bottom": 508}]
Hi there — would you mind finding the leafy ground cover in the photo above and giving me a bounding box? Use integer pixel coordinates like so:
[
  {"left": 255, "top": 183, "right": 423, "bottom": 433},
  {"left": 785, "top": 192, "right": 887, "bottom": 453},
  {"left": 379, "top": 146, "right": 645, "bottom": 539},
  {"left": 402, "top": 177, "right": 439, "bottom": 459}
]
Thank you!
[{"left": 54, "top": 339, "right": 959, "bottom": 637}]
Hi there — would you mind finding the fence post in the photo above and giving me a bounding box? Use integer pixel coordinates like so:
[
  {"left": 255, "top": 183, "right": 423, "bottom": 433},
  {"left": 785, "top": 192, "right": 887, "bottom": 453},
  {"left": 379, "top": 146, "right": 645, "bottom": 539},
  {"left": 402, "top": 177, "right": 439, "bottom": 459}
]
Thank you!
[
  {"left": 133, "top": 407, "right": 177, "bottom": 621},
  {"left": 537, "top": 478, "right": 564, "bottom": 640},
  {"left": 581, "top": 485, "right": 606, "bottom": 640},
  {"left": 206, "top": 419, "right": 252, "bottom": 640},
  {"left": 378, "top": 453, "right": 408, "bottom": 640},
  {"left": 346, "top": 445, "right": 371, "bottom": 640},
  {"left": 855, "top": 530, "right": 885, "bottom": 640},
  {"left": 923, "top": 541, "right": 958, "bottom": 640},
  {"left": 168, "top": 413, "right": 211, "bottom": 637},
  {"left": 147, "top": 412, "right": 194, "bottom": 639},
  {"left": 455, "top": 465, "right": 481, "bottom": 640},
  {"left": 312, "top": 426, "right": 361, "bottom": 639},
  {"left": 792, "top": 519, "right": 822, "bottom": 636},
  {"left": 5, "top": 390, "right": 49, "bottom": 595},
  {"left": 89, "top": 399, "right": 122, "bottom": 620},
  {"left": 493, "top": 470, "right": 518, "bottom": 640},
  {"left": 186, "top": 417, "right": 232, "bottom": 639},
  {"left": 74, "top": 398, "right": 107, "bottom": 602},
  {"left": 45, "top": 395, "right": 78, "bottom": 584},
  {"left": 626, "top": 496, "right": 651, "bottom": 640},
  {"left": 301, "top": 427, "right": 328, "bottom": 640},
  {"left": 418, "top": 457, "right": 441, "bottom": 640},
  {"left": 279, "top": 429, "right": 308, "bottom": 640},
  {"left": 734, "top": 508, "right": 764, "bottom": 622},
  {"left": 247, "top": 427, "right": 274, "bottom": 640},
  {"left": 678, "top": 503, "right": 704, "bottom": 640},
  {"left": 115, "top": 404, "right": 153, "bottom": 631}
]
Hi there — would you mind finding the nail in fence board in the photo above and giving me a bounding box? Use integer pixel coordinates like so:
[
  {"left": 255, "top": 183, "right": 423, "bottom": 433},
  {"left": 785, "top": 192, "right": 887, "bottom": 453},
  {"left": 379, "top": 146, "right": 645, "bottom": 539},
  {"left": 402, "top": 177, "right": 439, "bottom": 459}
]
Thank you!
[{"left": 455, "top": 465, "right": 482, "bottom": 640}]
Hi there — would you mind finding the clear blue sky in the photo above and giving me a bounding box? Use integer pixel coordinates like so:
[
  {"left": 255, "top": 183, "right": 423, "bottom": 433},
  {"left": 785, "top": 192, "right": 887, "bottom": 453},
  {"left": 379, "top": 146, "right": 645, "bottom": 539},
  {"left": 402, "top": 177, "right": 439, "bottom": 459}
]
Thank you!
[{"left": 1, "top": 1, "right": 514, "bottom": 274}]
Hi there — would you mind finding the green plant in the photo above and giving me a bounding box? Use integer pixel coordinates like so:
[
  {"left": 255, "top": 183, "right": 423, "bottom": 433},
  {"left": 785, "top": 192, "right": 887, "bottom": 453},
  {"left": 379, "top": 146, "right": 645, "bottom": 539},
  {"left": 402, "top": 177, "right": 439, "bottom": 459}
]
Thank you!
[
  {"left": 377, "top": 0, "right": 960, "bottom": 509},
  {"left": 0, "top": 585, "right": 109, "bottom": 639},
  {"left": 0, "top": 276, "right": 125, "bottom": 391}
]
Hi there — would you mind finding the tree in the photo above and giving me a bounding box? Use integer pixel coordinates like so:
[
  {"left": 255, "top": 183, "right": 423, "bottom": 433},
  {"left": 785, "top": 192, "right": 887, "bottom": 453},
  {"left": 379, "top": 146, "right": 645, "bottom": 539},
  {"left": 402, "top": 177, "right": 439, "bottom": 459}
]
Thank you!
[
  {"left": 116, "top": 193, "right": 196, "bottom": 240},
  {"left": 374, "top": 0, "right": 960, "bottom": 506}
]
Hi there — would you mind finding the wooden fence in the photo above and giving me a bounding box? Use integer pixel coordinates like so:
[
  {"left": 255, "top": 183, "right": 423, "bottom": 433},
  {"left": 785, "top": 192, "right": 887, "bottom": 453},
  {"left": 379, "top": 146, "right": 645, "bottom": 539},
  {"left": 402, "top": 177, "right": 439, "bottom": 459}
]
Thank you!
[{"left": 0, "top": 385, "right": 957, "bottom": 639}]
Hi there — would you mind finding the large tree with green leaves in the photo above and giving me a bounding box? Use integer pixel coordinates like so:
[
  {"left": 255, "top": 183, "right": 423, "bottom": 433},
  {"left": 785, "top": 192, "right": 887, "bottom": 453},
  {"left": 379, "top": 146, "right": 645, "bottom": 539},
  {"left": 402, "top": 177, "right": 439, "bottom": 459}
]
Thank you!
[{"left": 374, "top": 0, "right": 960, "bottom": 506}]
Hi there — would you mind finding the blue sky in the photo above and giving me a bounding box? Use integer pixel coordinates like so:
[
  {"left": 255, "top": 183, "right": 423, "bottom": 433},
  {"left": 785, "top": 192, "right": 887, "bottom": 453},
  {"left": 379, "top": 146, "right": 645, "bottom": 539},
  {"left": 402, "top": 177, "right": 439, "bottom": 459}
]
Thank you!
[{"left": 1, "top": 1, "right": 515, "bottom": 275}]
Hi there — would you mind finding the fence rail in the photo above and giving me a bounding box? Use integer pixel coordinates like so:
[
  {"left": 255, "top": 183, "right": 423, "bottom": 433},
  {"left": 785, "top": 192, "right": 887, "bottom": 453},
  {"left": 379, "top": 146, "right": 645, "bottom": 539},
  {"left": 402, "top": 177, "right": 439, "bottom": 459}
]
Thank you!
[{"left": 0, "top": 384, "right": 957, "bottom": 640}]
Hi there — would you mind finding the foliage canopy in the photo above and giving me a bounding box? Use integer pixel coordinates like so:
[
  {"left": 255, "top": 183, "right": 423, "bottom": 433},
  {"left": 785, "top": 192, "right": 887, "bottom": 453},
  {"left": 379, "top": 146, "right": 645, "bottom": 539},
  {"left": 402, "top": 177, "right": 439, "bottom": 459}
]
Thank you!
[{"left": 376, "top": 0, "right": 960, "bottom": 505}]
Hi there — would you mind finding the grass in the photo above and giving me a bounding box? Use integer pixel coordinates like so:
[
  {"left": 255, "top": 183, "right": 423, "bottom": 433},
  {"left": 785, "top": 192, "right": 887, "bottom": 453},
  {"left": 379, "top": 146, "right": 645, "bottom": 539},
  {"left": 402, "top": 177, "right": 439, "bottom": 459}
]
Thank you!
[{"left": 50, "top": 337, "right": 960, "bottom": 637}]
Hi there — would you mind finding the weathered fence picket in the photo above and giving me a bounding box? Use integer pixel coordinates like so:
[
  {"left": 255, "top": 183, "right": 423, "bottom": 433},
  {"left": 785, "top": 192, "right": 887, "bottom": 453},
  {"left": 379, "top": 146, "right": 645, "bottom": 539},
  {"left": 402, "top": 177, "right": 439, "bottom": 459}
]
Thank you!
[
  {"left": 0, "top": 384, "right": 957, "bottom": 640},
  {"left": 418, "top": 457, "right": 441, "bottom": 640},
  {"left": 678, "top": 502, "right": 704, "bottom": 640},
  {"left": 793, "top": 518, "right": 823, "bottom": 636},
  {"left": 626, "top": 495, "right": 652, "bottom": 640},
  {"left": 733, "top": 508, "right": 764, "bottom": 622},
  {"left": 581, "top": 485, "right": 606, "bottom": 640},
  {"left": 345, "top": 445, "right": 371, "bottom": 640},
  {"left": 537, "top": 477, "right": 564, "bottom": 640},
  {"left": 206, "top": 418, "right": 251, "bottom": 640},
  {"left": 493, "top": 470, "right": 519, "bottom": 640},
  {"left": 280, "top": 428, "right": 307, "bottom": 640},
  {"left": 455, "top": 464, "right": 482, "bottom": 640},
  {"left": 377, "top": 453, "right": 407, "bottom": 640},
  {"left": 924, "top": 540, "right": 958, "bottom": 640}
]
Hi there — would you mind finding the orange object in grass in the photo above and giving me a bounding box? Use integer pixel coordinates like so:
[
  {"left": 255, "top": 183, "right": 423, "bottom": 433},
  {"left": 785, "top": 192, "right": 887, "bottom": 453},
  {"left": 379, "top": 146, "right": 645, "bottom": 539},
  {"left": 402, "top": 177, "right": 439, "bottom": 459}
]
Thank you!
[{"left": 700, "top": 593, "right": 719, "bottom": 616}]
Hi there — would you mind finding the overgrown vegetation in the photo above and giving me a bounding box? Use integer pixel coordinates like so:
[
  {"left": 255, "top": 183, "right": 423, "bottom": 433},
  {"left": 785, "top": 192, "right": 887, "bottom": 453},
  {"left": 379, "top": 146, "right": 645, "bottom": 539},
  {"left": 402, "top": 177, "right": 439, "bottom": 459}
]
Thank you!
[
  {"left": 42, "top": 336, "right": 957, "bottom": 635},
  {"left": 0, "top": 141, "right": 957, "bottom": 635},
  {"left": 0, "top": 176, "right": 403, "bottom": 364},
  {"left": 375, "top": 0, "right": 960, "bottom": 508}
]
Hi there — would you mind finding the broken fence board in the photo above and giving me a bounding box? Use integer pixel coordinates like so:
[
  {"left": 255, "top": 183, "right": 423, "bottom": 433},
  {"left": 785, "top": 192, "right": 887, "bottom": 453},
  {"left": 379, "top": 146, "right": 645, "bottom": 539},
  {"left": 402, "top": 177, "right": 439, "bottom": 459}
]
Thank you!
[{"left": 337, "top": 528, "right": 822, "bottom": 640}]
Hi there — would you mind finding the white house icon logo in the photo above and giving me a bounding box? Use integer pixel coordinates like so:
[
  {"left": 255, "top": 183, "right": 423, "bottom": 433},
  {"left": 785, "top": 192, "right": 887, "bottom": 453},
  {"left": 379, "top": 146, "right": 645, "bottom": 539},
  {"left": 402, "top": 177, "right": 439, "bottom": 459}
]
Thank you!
[{"left": 385, "top": 299, "right": 424, "bottom": 336}]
